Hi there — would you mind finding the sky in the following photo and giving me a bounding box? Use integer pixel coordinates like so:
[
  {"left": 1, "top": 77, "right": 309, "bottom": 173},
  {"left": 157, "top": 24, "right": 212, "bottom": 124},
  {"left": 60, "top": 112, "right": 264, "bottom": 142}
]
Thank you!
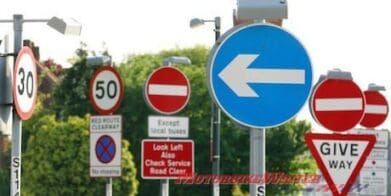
[{"left": 1, "top": 0, "right": 390, "bottom": 131}]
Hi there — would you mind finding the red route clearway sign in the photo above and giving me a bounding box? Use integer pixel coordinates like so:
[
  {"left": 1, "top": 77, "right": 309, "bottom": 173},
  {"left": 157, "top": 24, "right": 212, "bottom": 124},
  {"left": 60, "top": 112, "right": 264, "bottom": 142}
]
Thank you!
[
  {"left": 305, "top": 133, "right": 376, "bottom": 196},
  {"left": 141, "top": 139, "right": 194, "bottom": 179}
]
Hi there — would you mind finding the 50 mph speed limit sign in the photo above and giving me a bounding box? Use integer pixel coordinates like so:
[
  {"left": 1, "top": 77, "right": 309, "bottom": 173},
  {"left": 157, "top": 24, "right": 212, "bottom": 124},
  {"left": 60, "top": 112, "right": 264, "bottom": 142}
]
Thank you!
[
  {"left": 13, "top": 47, "right": 38, "bottom": 120},
  {"left": 89, "top": 66, "right": 124, "bottom": 114}
]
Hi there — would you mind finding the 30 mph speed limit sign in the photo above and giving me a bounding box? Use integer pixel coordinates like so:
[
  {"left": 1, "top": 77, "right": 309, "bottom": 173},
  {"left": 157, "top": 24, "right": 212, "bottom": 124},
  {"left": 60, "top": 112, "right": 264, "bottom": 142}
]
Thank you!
[
  {"left": 13, "top": 47, "right": 38, "bottom": 120},
  {"left": 89, "top": 66, "right": 124, "bottom": 115}
]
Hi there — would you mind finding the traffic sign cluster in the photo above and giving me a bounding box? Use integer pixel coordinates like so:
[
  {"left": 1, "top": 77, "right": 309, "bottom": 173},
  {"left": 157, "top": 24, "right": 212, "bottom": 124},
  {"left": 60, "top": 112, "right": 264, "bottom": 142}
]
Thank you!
[
  {"left": 89, "top": 66, "right": 124, "bottom": 178},
  {"left": 306, "top": 70, "right": 389, "bottom": 196},
  {"left": 142, "top": 66, "right": 194, "bottom": 181}
]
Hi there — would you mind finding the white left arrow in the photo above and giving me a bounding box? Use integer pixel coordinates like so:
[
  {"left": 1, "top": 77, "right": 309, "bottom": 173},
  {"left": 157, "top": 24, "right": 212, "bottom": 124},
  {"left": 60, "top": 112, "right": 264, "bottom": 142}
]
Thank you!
[{"left": 218, "top": 54, "right": 306, "bottom": 97}]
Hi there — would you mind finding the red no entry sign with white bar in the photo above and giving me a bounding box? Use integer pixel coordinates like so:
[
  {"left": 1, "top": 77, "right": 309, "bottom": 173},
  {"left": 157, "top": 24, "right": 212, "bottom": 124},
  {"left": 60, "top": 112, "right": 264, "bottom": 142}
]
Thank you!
[
  {"left": 144, "top": 67, "right": 190, "bottom": 114},
  {"left": 311, "top": 79, "right": 365, "bottom": 132},
  {"left": 360, "top": 91, "right": 388, "bottom": 128}
]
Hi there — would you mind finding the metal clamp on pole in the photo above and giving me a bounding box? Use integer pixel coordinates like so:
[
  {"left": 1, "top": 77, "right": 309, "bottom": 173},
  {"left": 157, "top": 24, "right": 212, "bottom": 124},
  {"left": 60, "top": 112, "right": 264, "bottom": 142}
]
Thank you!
[{"left": 234, "top": 0, "right": 288, "bottom": 25}]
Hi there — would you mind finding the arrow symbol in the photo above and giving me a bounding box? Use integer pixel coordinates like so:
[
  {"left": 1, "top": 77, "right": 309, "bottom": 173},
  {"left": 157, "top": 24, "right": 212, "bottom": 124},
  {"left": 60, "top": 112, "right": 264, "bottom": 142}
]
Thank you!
[{"left": 218, "top": 54, "right": 306, "bottom": 97}]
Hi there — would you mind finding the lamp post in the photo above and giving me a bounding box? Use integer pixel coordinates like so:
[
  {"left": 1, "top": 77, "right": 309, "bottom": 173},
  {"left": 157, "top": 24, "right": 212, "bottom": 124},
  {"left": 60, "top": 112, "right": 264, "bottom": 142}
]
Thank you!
[
  {"left": 161, "top": 55, "right": 191, "bottom": 196},
  {"left": 190, "top": 17, "right": 221, "bottom": 196},
  {"left": 0, "top": 14, "right": 81, "bottom": 196}
]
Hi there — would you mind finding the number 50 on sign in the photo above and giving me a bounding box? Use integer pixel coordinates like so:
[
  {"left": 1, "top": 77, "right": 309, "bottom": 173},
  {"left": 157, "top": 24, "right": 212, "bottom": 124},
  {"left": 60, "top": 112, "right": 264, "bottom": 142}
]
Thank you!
[{"left": 89, "top": 66, "right": 124, "bottom": 115}]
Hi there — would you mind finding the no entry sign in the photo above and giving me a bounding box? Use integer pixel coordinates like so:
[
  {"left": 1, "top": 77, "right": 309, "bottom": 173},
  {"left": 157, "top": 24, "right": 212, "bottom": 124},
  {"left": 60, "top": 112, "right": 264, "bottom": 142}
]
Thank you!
[
  {"left": 144, "top": 67, "right": 190, "bottom": 115},
  {"left": 305, "top": 133, "right": 376, "bottom": 196},
  {"left": 89, "top": 66, "right": 124, "bottom": 115},
  {"left": 311, "top": 79, "right": 365, "bottom": 132},
  {"left": 13, "top": 47, "right": 38, "bottom": 120},
  {"left": 141, "top": 139, "right": 194, "bottom": 179},
  {"left": 360, "top": 91, "right": 388, "bottom": 128}
]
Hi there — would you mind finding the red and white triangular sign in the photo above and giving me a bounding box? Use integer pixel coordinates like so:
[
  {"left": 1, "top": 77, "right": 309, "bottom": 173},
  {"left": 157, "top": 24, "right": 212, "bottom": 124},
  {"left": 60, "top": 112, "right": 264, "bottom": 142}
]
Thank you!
[{"left": 305, "top": 133, "right": 376, "bottom": 196}]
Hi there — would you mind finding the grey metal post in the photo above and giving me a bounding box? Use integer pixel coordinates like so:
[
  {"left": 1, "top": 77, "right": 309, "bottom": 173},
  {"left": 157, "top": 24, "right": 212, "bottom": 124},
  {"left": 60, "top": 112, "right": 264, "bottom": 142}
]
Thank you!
[
  {"left": 106, "top": 178, "right": 112, "bottom": 196},
  {"left": 212, "top": 16, "right": 221, "bottom": 196},
  {"left": 106, "top": 62, "right": 114, "bottom": 196},
  {"left": 250, "top": 128, "right": 265, "bottom": 196},
  {"left": 160, "top": 179, "right": 169, "bottom": 196},
  {"left": 11, "top": 14, "right": 23, "bottom": 196}
]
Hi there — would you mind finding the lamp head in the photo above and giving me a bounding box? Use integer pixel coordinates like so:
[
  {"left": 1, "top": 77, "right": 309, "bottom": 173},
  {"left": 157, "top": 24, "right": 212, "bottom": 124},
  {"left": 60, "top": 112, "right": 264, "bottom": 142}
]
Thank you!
[{"left": 190, "top": 18, "right": 205, "bottom": 28}]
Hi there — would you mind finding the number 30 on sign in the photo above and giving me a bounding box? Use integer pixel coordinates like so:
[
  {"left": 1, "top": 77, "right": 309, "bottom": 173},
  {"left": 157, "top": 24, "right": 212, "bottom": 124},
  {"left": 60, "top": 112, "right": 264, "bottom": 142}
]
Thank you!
[
  {"left": 89, "top": 66, "right": 124, "bottom": 115},
  {"left": 13, "top": 47, "right": 38, "bottom": 120}
]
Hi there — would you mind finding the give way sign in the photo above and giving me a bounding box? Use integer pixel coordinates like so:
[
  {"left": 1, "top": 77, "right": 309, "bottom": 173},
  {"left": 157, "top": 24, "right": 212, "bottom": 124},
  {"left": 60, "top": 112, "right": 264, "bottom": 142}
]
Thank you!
[{"left": 305, "top": 133, "right": 376, "bottom": 196}]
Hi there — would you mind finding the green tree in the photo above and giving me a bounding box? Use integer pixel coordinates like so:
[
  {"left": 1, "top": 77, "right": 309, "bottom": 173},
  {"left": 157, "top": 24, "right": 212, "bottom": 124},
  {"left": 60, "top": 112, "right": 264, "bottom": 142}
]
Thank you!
[{"left": 22, "top": 114, "right": 138, "bottom": 196}]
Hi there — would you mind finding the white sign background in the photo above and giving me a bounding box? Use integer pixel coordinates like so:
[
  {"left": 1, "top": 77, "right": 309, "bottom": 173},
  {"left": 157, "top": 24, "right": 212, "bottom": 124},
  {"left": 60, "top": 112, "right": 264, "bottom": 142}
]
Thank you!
[
  {"left": 148, "top": 116, "right": 189, "bottom": 138},
  {"left": 91, "top": 70, "right": 121, "bottom": 111},
  {"left": 90, "top": 115, "right": 122, "bottom": 177}
]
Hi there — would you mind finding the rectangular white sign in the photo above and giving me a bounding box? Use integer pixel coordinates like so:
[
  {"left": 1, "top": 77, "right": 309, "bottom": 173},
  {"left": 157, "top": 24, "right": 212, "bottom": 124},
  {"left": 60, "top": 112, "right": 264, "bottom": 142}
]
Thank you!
[
  {"left": 360, "top": 170, "right": 388, "bottom": 196},
  {"left": 148, "top": 116, "right": 189, "bottom": 138},
  {"left": 362, "top": 159, "right": 387, "bottom": 171},
  {"left": 90, "top": 115, "right": 122, "bottom": 177},
  {"left": 367, "top": 148, "right": 388, "bottom": 160},
  {"left": 351, "top": 129, "right": 389, "bottom": 148}
]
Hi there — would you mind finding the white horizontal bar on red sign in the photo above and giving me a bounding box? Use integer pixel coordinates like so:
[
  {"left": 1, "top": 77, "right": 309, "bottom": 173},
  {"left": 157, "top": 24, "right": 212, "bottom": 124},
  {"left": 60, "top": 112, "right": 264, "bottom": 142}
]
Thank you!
[
  {"left": 315, "top": 98, "right": 363, "bottom": 111},
  {"left": 148, "top": 84, "right": 187, "bottom": 96},
  {"left": 365, "top": 104, "right": 388, "bottom": 114}
]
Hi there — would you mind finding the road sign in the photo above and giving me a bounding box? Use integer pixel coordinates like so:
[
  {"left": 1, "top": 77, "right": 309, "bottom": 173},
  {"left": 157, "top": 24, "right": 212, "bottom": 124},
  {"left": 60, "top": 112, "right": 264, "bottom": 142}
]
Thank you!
[
  {"left": 96, "top": 135, "right": 116, "bottom": 163},
  {"left": 311, "top": 78, "right": 365, "bottom": 132},
  {"left": 144, "top": 66, "right": 190, "bottom": 115},
  {"left": 148, "top": 116, "right": 189, "bottom": 138},
  {"left": 141, "top": 139, "right": 194, "bottom": 179},
  {"left": 13, "top": 47, "right": 38, "bottom": 120},
  {"left": 305, "top": 133, "right": 376, "bottom": 196},
  {"left": 89, "top": 66, "right": 124, "bottom": 115},
  {"left": 207, "top": 23, "right": 312, "bottom": 128},
  {"left": 360, "top": 91, "right": 389, "bottom": 128},
  {"left": 360, "top": 170, "right": 388, "bottom": 196},
  {"left": 90, "top": 115, "right": 122, "bottom": 177},
  {"left": 352, "top": 129, "right": 389, "bottom": 148}
]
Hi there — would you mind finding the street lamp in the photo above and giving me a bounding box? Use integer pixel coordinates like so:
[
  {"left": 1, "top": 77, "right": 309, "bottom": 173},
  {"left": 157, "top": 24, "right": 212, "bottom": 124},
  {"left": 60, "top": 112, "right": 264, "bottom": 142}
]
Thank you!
[
  {"left": 163, "top": 56, "right": 191, "bottom": 66},
  {"left": 0, "top": 14, "right": 81, "bottom": 196},
  {"left": 190, "top": 16, "right": 221, "bottom": 196}
]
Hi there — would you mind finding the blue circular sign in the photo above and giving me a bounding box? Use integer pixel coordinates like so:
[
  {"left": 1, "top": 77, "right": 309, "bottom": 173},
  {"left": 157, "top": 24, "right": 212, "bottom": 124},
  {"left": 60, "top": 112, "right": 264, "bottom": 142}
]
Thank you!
[
  {"left": 95, "top": 135, "right": 116, "bottom": 163},
  {"left": 207, "top": 23, "right": 312, "bottom": 128}
]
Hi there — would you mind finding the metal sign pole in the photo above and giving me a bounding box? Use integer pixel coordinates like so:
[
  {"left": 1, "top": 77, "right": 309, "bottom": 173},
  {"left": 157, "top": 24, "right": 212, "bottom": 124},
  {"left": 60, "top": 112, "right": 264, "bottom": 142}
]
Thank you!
[
  {"left": 10, "top": 14, "right": 23, "bottom": 196},
  {"left": 212, "top": 17, "right": 221, "bottom": 196},
  {"left": 250, "top": 128, "right": 265, "bottom": 196},
  {"left": 160, "top": 179, "right": 169, "bottom": 196},
  {"left": 106, "top": 178, "right": 112, "bottom": 196}
]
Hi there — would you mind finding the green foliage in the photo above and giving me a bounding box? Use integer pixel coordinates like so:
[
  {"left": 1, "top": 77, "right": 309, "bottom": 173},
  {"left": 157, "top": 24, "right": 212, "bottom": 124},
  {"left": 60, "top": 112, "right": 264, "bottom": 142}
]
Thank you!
[
  {"left": 22, "top": 115, "right": 138, "bottom": 196},
  {"left": 52, "top": 44, "right": 95, "bottom": 118},
  {"left": 0, "top": 143, "right": 10, "bottom": 195},
  {"left": 266, "top": 119, "right": 317, "bottom": 194}
]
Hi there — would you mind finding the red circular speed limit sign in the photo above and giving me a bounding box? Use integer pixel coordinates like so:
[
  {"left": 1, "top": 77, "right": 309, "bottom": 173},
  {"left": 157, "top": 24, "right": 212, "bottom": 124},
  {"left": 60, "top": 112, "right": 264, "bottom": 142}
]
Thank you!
[
  {"left": 360, "top": 91, "right": 389, "bottom": 128},
  {"left": 310, "top": 78, "right": 365, "bottom": 132},
  {"left": 89, "top": 66, "right": 124, "bottom": 115},
  {"left": 144, "top": 66, "right": 190, "bottom": 115},
  {"left": 13, "top": 47, "right": 38, "bottom": 120}
]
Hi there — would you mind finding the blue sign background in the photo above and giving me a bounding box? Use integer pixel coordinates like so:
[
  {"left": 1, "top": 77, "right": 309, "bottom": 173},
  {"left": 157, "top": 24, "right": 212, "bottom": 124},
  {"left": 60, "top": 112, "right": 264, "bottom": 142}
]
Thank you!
[
  {"left": 208, "top": 24, "right": 312, "bottom": 128},
  {"left": 96, "top": 135, "right": 116, "bottom": 163}
]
